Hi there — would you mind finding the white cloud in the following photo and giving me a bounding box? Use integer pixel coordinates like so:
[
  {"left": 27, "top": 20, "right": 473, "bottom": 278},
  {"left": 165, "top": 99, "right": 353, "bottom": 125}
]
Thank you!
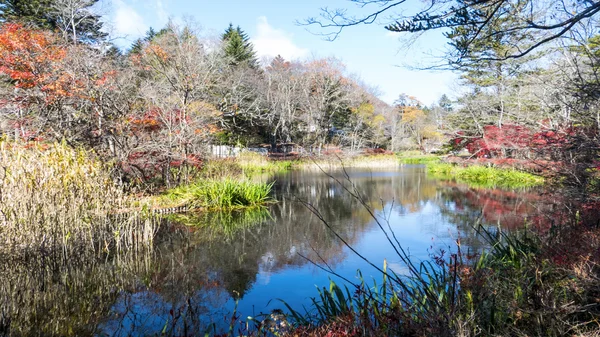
[
  {"left": 154, "top": 0, "right": 168, "bottom": 24},
  {"left": 113, "top": 0, "right": 147, "bottom": 39},
  {"left": 251, "top": 16, "right": 309, "bottom": 61}
]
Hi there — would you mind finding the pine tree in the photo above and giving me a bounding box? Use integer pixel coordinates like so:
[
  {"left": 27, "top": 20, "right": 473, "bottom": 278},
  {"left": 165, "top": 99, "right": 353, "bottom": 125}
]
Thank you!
[
  {"left": 128, "top": 27, "right": 170, "bottom": 55},
  {"left": 0, "top": 0, "right": 106, "bottom": 44},
  {"left": 444, "top": 1, "right": 537, "bottom": 128},
  {"left": 222, "top": 23, "right": 258, "bottom": 68},
  {"left": 0, "top": 0, "right": 54, "bottom": 28},
  {"left": 128, "top": 38, "right": 144, "bottom": 55},
  {"left": 269, "top": 54, "right": 288, "bottom": 70}
]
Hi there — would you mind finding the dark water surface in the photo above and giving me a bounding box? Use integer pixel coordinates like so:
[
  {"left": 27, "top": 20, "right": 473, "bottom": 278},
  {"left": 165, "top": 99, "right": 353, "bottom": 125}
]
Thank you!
[{"left": 1, "top": 166, "right": 559, "bottom": 336}]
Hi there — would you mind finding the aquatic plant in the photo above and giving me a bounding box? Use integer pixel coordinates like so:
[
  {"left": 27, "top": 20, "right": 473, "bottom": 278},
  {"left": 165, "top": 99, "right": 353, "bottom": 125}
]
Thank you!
[
  {"left": 237, "top": 152, "right": 294, "bottom": 174},
  {"left": 162, "top": 178, "right": 273, "bottom": 210},
  {"left": 0, "top": 141, "right": 157, "bottom": 256},
  {"left": 427, "top": 163, "right": 544, "bottom": 188},
  {"left": 265, "top": 169, "right": 598, "bottom": 337},
  {"left": 398, "top": 155, "right": 442, "bottom": 165},
  {"left": 301, "top": 154, "right": 400, "bottom": 171}
]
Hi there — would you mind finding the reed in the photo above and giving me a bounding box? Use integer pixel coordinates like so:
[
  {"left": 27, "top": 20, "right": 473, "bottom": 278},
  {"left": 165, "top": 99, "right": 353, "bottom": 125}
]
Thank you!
[
  {"left": 0, "top": 141, "right": 157, "bottom": 256},
  {"left": 300, "top": 154, "right": 400, "bottom": 171}
]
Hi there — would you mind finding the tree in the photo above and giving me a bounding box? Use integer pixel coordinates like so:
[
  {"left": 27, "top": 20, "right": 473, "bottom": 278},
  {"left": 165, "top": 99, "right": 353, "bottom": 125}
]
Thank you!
[
  {"left": 123, "top": 23, "right": 225, "bottom": 186},
  {"left": 0, "top": 23, "right": 119, "bottom": 144},
  {"left": 0, "top": 0, "right": 54, "bottom": 28},
  {"left": 304, "top": 0, "right": 600, "bottom": 64},
  {"left": 0, "top": 0, "right": 106, "bottom": 44},
  {"left": 50, "top": 0, "right": 106, "bottom": 44},
  {"left": 393, "top": 94, "right": 443, "bottom": 151},
  {"left": 222, "top": 23, "right": 258, "bottom": 68},
  {"left": 128, "top": 27, "right": 169, "bottom": 55}
]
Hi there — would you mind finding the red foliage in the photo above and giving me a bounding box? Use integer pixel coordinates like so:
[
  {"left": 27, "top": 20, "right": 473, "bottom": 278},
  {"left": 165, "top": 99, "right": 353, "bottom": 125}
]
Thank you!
[
  {"left": 463, "top": 124, "right": 532, "bottom": 157},
  {"left": 0, "top": 23, "right": 120, "bottom": 139},
  {"left": 128, "top": 107, "right": 191, "bottom": 132},
  {"left": 0, "top": 23, "right": 80, "bottom": 100},
  {"left": 456, "top": 124, "right": 575, "bottom": 160}
]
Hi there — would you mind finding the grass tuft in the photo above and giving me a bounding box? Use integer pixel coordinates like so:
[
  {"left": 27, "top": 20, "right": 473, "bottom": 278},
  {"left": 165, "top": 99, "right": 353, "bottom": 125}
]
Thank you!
[{"left": 161, "top": 178, "right": 273, "bottom": 210}]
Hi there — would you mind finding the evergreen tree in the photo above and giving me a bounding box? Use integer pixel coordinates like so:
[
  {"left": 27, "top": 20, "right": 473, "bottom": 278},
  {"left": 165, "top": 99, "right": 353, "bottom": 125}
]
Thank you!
[
  {"left": 128, "top": 38, "right": 144, "bottom": 55},
  {"left": 128, "top": 27, "right": 170, "bottom": 55},
  {"left": 0, "top": 0, "right": 54, "bottom": 28},
  {"left": 269, "top": 54, "right": 289, "bottom": 70},
  {"left": 438, "top": 94, "right": 453, "bottom": 114},
  {"left": 222, "top": 23, "right": 258, "bottom": 68},
  {"left": 444, "top": 1, "right": 538, "bottom": 129},
  {"left": 0, "top": 0, "right": 106, "bottom": 44}
]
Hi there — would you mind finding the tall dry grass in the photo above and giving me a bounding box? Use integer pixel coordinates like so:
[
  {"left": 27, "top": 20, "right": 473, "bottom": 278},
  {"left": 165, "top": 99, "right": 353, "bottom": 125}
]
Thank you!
[
  {"left": 0, "top": 141, "right": 157, "bottom": 257},
  {"left": 301, "top": 154, "right": 400, "bottom": 171}
]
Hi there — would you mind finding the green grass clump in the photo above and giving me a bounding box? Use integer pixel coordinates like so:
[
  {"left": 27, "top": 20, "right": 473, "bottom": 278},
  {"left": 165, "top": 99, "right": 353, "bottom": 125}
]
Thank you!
[
  {"left": 163, "top": 178, "right": 273, "bottom": 209},
  {"left": 237, "top": 152, "right": 294, "bottom": 174},
  {"left": 427, "top": 163, "right": 544, "bottom": 188},
  {"left": 399, "top": 155, "right": 442, "bottom": 165}
]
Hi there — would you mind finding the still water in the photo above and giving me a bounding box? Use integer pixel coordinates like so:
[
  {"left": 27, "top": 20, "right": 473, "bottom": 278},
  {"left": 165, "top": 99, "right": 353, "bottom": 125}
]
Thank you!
[{"left": 0, "top": 166, "right": 558, "bottom": 336}]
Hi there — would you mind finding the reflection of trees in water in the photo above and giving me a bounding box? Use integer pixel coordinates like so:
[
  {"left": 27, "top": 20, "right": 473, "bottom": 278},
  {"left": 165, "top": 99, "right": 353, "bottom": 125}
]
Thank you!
[
  {"left": 0, "top": 168, "right": 561, "bottom": 335},
  {"left": 433, "top": 183, "right": 559, "bottom": 250},
  {"left": 0, "top": 251, "right": 151, "bottom": 336}
]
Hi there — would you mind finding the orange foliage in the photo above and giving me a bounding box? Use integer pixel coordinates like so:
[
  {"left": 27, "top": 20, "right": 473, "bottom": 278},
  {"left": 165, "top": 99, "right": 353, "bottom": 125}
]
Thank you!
[
  {"left": 0, "top": 23, "right": 108, "bottom": 105},
  {"left": 0, "top": 23, "right": 66, "bottom": 90}
]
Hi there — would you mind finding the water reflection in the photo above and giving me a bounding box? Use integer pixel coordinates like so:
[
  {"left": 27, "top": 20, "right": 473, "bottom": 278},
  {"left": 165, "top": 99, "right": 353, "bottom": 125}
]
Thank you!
[{"left": 0, "top": 167, "right": 558, "bottom": 336}]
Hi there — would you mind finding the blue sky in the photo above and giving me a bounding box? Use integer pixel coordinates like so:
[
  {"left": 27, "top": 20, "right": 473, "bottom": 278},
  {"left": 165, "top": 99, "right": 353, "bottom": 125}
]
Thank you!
[{"left": 103, "top": 0, "right": 457, "bottom": 105}]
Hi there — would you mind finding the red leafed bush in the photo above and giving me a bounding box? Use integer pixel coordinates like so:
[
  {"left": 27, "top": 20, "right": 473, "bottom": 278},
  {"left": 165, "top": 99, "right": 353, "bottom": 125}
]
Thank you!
[
  {"left": 465, "top": 124, "right": 532, "bottom": 158},
  {"left": 458, "top": 124, "right": 577, "bottom": 160}
]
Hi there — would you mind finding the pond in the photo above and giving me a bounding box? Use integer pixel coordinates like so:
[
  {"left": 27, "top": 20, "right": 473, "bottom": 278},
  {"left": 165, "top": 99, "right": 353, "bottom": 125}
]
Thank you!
[{"left": 0, "top": 166, "right": 560, "bottom": 336}]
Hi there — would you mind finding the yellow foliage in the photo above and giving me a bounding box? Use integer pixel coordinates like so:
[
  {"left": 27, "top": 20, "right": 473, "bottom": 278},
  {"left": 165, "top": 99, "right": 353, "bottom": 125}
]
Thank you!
[
  {"left": 422, "top": 125, "right": 443, "bottom": 139},
  {"left": 401, "top": 106, "right": 425, "bottom": 124}
]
